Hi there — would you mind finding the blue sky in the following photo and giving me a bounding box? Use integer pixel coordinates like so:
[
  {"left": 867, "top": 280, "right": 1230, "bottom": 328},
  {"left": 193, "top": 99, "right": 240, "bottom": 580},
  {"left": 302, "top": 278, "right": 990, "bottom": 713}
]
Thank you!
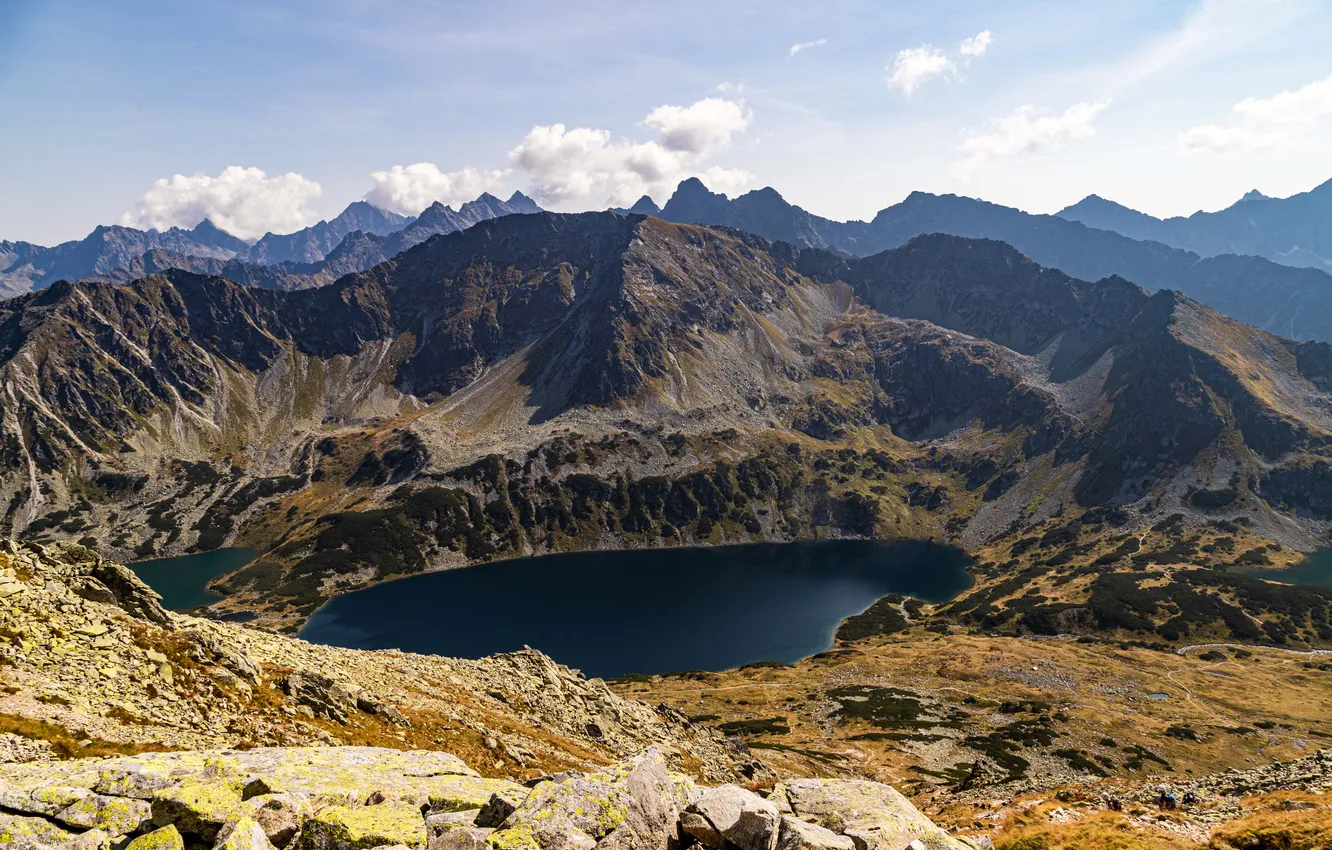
[{"left": 1, "top": 0, "right": 1329, "bottom": 244}]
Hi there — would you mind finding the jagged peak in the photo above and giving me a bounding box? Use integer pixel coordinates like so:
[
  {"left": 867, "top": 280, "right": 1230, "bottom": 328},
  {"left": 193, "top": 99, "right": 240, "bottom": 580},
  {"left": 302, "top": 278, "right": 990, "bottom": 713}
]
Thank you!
[{"left": 504, "top": 191, "right": 544, "bottom": 214}]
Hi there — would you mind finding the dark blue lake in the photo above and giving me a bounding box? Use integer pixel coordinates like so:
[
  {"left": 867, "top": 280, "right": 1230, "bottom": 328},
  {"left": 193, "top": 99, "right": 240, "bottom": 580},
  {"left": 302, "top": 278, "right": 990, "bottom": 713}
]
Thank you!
[
  {"left": 1241, "top": 548, "right": 1332, "bottom": 588},
  {"left": 129, "top": 548, "right": 258, "bottom": 610},
  {"left": 298, "top": 540, "right": 973, "bottom": 678}
]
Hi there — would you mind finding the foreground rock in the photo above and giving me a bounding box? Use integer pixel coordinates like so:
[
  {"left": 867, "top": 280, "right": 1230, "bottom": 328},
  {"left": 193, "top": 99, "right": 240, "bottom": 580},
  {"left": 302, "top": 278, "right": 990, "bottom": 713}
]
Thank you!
[{"left": 0, "top": 747, "right": 975, "bottom": 850}]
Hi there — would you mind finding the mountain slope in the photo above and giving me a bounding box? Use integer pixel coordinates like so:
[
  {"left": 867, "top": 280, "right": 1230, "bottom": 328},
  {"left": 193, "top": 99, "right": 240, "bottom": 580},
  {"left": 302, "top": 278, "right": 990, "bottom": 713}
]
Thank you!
[
  {"left": 1059, "top": 178, "right": 1332, "bottom": 272},
  {"left": 3, "top": 212, "right": 1331, "bottom": 632},
  {"left": 656, "top": 180, "right": 1332, "bottom": 343}
]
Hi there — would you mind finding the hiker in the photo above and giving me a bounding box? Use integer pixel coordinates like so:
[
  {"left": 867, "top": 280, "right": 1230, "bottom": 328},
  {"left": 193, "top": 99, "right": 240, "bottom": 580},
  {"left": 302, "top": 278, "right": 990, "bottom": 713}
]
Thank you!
[
  {"left": 1183, "top": 790, "right": 1198, "bottom": 807},
  {"left": 1157, "top": 784, "right": 1172, "bottom": 810},
  {"left": 1110, "top": 795, "right": 1123, "bottom": 812}
]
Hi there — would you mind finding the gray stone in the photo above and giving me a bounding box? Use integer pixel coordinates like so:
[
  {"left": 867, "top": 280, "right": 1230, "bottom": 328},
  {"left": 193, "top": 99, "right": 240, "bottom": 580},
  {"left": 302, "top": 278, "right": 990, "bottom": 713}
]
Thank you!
[
  {"left": 278, "top": 671, "right": 359, "bottom": 723},
  {"left": 427, "top": 826, "right": 492, "bottom": 850},
  {"left": 775, "top": 817, "right": 856, "bottom": 850},
  {"left": 678, "top": 811, "right": 724, "bottom": 848},
  {"left": 772, "top": 780, "right": 969, "bottom": 850},
  {"left": 215, "top": 817, "right": 277, "bottom": 850},
  {"left": 219, "top": 794, "right": 307, "bottom": 847},
  {"left": 494, "top": 747, "right": 682, "bottom": 850},
  {"left": 474, "top": 788, "right": 527, "bottom": 828},
  {"left": 685, "top": 785, "right": 782, "bottom": 850},
  {"left": 0, "top": 786, "right": 151, "bottom": 836}
]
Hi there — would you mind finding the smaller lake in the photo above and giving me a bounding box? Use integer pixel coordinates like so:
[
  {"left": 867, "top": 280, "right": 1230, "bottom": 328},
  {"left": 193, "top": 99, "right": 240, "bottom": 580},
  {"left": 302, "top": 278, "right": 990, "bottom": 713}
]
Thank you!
[
  {"left": 128, "top": 548, "right": 258, "bottom": 610},
  {"left": 1240, "top": 548, "right": 1332, "bottom": 588},
  {"left": 299, "top": 540, "right": 973, "bottom": 678}
]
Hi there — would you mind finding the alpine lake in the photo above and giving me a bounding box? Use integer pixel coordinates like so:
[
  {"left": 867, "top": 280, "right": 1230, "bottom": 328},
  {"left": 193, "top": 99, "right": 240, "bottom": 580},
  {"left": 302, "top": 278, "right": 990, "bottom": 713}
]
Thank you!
[{"left": 133, "top": 540, "right": 975, "bottom": 678}]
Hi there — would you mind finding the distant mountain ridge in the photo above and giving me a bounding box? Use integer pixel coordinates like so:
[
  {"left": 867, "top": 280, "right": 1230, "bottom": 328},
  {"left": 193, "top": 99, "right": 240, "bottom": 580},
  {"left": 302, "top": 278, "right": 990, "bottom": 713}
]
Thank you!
[
  {"left": 1057, "top": 178, "right": 1332, "bottom": 273},
  {"left": 651, "top": 178, "right": 1332, "bottom": 344},
  {"left": 0, "top": 190, "right": 542, "bottom": 297}
]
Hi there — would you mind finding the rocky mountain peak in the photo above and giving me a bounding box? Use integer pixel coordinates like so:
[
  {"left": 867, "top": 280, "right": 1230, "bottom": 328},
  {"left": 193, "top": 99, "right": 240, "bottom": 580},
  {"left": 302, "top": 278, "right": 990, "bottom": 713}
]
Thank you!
[{"left": 505, "top": 190, "right": 543, "bottom": 214}]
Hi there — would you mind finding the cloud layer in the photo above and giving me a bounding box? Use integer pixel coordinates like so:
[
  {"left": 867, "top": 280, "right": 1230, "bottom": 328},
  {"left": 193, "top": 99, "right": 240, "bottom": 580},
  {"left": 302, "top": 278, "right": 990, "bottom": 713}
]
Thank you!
[
  {"left": 119, "top": 166, "right": 323, "bottom": 240},
  {"left": 364, "top": 164, "right": 509, "bottom": 215},
  {"left": 955, "top": 100, "right": 1111, "bottom": 179},
  {"left": 1181, "top": 73, "right": 1332, "bottom": 153},
  {"left": 508, "top": 97, "right": 754, "bottom": 208}
]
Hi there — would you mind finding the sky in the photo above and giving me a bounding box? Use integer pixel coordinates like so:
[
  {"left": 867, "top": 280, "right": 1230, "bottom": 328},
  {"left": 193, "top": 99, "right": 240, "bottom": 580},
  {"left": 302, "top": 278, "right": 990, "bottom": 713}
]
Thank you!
[{"left": 1, "top": 0, "right": 1330, "bottom": 245}]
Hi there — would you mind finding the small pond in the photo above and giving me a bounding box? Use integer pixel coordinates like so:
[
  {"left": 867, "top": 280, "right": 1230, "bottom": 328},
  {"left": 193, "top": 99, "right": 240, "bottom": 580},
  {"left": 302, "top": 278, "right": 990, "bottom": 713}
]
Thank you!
[
  {"left": 128, "top": 548, "right": 259, "bottom": 610},
  {"left": 298, "top": 539, "right": 973, "bottom": 678}
]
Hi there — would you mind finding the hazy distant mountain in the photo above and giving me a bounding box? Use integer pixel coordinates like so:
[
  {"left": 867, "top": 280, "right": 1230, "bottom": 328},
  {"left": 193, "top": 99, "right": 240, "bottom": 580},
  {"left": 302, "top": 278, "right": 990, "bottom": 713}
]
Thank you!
[
  {"left": 653, "top": 179, "right": 1332, "bottom": 343},
  {"left": 0, "top": 220, "right": 249, "bottom": 298},
  {"left": 0, "top": 191, "right": 544, "bottom": 298},
  {"left": 245, "top": 201, "right": 410, "bottom": 265},
  {"left": 1058, "top": 179, "right": 1332, "bottom": 273}
]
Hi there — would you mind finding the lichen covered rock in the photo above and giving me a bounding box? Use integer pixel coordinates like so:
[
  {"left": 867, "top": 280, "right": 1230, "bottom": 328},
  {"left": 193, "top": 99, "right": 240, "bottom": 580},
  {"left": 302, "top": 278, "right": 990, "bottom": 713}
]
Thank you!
[
  {"left": 298, "top": 801, "right": 426, "bottom": 850},
  {"left": 125, "top": 825, "right": 186, "bottom": 850},
  {"left": 771, "top": 780, "right": 969, "bottom": 850}
]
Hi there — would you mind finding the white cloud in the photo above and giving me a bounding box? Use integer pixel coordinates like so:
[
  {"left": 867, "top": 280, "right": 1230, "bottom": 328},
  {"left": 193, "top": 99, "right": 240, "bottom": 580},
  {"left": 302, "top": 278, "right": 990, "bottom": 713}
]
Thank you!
[
  {"left": 641, "top": 98, "right": 752, "bottom": 154},
  {"left": 120, "top": 166, "right": 323, "bottom": 240},
  {"left": 509, "top": 97, "right": 754, "bottom": 208},
  {"left": 954, "top": 100, "right": 1111, "bottom": 179},
  {"left": 364, "top": 164, "right": 510, "bottom": 215},
  {"left": 886, "top": 46, "right": 955, "bottom": 95},
  {"left": 1233, "top": 73, "right": 1332, "bottom": 124},
  {"left": 959, "top": 30, "right": 993, "bottom": 57},
  {"left": 1178, "top": 124, "right": 1289, "bottom": 153},
  {"left": 1178, "top": 72, "right": 1331, "bottom": 155},
  {"left": 788, "top": 38, "right": 827, "bottom": 57}
]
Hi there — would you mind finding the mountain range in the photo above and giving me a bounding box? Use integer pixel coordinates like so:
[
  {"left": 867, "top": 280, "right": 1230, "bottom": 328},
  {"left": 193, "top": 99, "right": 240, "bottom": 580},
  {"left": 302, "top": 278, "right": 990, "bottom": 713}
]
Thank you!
[
  {"left": 654, "top": 178, "right": 1332, "bottom": 343},
  {"left": 4, "top": 210, "right": 1330, "bottom": 633},
  {"left": 0, "top": 191, "right": 541, "bottom": 297},
  {"left": 7, "top": 179, "right": 1332, "bottom": 345},
  {"left": 1058, "top": 178, "right": 1332, "bottom": 272}
]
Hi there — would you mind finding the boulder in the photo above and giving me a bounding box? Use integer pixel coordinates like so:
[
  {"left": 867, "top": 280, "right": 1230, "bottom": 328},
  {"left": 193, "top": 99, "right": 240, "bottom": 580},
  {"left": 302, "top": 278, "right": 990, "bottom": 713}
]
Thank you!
[
  {"left": 216, "top": 817, "right": 278, "bottom": 850},
  {"left": 151, "top": 781, "right": 244, "bottom": 842},
  {"left": 954, "top": 760, "right": 1006, "bottom": 792},
  {"left": 0, "top": 811, "right": 92, "bottom": 850},
  {"left": 0, "top": 786, "right": 151, "bottom": 836},
  {"left": 427, "top": 826, "right": 492, "bottom": 850},
  {"left": 218, "top": 794, "right": 308, "bottom": 847},
  {"left": 425, "top": 779, "right": 528, "bottom": 816},
  {"left": 426, "top": 810, "right": 482, "bottom": 843},
  {"left": 185, "top": 630, "right": 262, "bottom": 682},
  {"left": 297, "top": 802, "right": 425, "bottom": 850},
  {"left": 125, "top": 825, "right": 186, "bottom": 850},
  {"left": 771, "top": 780, "right": 970, "bottom": 850},
  {"left": 776, "top": 818, "right": 856, "bottom": 850},
  {"left": 95, "top": 765, "right": 180, "bottom": 800},
  {"left": 491, "top": 747, "right": 682, "bottom": 850},
  {"left": 472, "top": 788, "right": 529, "bottom": 828},
  {"left": 679, "top": 811, "right": 724, "bottom": 848},
  {"left": 279, "top": 671, "right": 360, "bottom": 724},
  {"left": 682, "top": 785, "right": 782, "bottom": 850}
]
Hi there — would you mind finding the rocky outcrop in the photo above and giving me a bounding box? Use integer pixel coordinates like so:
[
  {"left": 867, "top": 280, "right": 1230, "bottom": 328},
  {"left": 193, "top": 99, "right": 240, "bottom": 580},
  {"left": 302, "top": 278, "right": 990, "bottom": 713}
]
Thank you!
[
  {"left": 0, "top": 748, "right": 971, "bottom": 850},
  {"left": 0, "top": 540, "right": 758, "bottom": 782}
]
